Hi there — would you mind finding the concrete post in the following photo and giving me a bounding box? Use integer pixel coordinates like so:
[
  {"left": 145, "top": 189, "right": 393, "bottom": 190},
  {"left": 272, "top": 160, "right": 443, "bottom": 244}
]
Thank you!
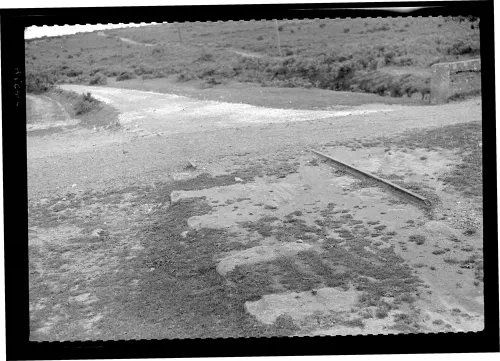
[{"left": 430, "top": 59, "right": 481, "bottom": 105}]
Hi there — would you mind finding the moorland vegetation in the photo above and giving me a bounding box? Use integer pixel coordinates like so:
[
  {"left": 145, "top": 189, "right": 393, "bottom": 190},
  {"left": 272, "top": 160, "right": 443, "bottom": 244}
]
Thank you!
[{"left": 25, "top": 16, "right": 480, "bottom": 100}]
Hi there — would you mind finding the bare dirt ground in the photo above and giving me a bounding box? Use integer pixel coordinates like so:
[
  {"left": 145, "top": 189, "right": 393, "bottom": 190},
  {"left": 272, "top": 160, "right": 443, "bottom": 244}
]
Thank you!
[{"left": 28, "top": 84, "right": 483, "bottom": 340}]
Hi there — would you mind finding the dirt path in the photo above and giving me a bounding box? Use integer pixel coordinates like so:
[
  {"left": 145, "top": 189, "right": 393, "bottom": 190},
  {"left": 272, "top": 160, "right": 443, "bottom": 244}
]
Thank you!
[
  {"left": 228, "top": 49, "right": 266, "bottom": 58},
  {"left": 28, "top": 85, "right": 481, "bottom": 200},
  {"left": 26, "top": 94, "right": 78, "bottom": 131},
  {"left": 118, "top": 37, "right": 156, "bottom": 47}
]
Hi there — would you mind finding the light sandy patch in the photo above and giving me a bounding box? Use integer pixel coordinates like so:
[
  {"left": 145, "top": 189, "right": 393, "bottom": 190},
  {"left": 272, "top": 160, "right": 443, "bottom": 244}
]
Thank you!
[
  {"left": 119, "top": 37, "right": 156, "bottom": 47},
  {"left": 321, "top": 146, "right": 461, "bottom": 182},
  {"left": 81, "top": 314, "right": 104, "bottom": 332},
  {"left": 216, "top": 241, "right": 313, "bottom": 276},
  {"left": 245, "top": 287, "right": 360, "bottom": 325},
  {"left": 34, "top": 314, "right": 65, "bottom": 335},
  {"left": 29, "top": 224, "right": 84, "bottom": 247},
  {"left": 424, "top": 220, "right": 463, "bottom": 239},
  {"left": 30, "top": 298, "right": 48, "bottom": 312},
  {"left": 68, "top": 292, "right": 99, "bottom": 305}
]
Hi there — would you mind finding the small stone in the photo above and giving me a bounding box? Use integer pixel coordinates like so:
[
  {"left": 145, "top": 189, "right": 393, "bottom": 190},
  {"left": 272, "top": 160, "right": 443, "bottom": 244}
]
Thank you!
[
  {"left": 181, "top": 231, "right": 189, "bottom": 238},
  {"left": 296, "top": 239, "right": 303, "bottom": 243},
  {"left": 235, "top": 177, "right": 244, "bottom": 182}
]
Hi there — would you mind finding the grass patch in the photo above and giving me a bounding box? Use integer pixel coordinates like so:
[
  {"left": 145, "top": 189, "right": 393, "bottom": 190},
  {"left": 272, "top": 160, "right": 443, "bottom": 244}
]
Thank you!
[
  {"left": 443, "top": 257, "right": 461, "bottom": 265},
  {"left": 343, "top": 318, "right": 365, "bottom": 328},
  {"left": 432, "top": 249, "right": 447, "bottom": 255},
  {"left": 408, "top": 234, "right": 426, "bottom": 245}
]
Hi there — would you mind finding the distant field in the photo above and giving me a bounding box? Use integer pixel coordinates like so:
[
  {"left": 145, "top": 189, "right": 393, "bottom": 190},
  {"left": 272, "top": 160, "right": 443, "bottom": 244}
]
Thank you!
[{"left": 25, "top": 17, "right": 480, "bottom": 100}]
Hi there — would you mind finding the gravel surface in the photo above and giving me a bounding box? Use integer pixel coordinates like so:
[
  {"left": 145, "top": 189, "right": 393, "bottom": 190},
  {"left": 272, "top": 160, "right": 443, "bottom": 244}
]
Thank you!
[{"left": 27, "top": 85, "right": 481, "bottom": 200}]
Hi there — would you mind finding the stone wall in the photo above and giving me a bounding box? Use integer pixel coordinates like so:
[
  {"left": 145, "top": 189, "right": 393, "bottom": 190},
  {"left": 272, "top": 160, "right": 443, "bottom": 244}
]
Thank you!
[{"left": 430, "top": 59, "right": 481, "bottom": 104}]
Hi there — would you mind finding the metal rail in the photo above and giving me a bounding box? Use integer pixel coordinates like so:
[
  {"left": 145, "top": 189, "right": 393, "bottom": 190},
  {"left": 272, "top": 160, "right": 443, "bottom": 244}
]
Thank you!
[{"left": 311, "top": 149, "right": 431, "bottom": 207}]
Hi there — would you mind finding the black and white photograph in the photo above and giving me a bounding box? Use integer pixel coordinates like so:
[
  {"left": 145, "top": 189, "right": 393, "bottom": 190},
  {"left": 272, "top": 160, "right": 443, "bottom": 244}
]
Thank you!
[{"left": 6, "top": 0, "right": 496, "bottom": 355}]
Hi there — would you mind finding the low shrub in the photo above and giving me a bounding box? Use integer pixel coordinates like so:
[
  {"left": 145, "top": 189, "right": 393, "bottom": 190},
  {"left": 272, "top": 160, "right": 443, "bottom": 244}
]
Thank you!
[
  {"left": 26, "top": 72, "right": 55, "bottom": 94},
  {"left": 74, "top": 92, "right": 102, "bottom": 115},
  {"left": 133, "top": 65, "right": 155, "bottom": 76},
  {"left": 408, "top": 235, "right": 426, "bottom": 245},
  {"left": 177, "top": 70, "right": 198, "bottom": 82},
  {"left": 65, "top": 68, "right": 84, "bottom": 77},
  {"left": 446, "top": 39, "right": 480, "bottom": 56},
  {"left": 116, "top": 70, "right": 137, "bottom": 81},
  {"left": 89, "top": 73, "right": 107, "bottom": 85}
]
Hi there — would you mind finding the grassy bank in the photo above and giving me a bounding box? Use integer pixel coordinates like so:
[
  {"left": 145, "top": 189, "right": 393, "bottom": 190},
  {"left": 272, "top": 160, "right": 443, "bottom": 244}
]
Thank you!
[{"left": 49, "top": 88, "right": 120, "bottom": 129}]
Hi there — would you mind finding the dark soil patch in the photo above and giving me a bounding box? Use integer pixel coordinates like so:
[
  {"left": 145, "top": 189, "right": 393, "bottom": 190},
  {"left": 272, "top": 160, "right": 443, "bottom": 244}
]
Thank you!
[{"left": 122, "top": 197, "right": 301, "bottom": 338}]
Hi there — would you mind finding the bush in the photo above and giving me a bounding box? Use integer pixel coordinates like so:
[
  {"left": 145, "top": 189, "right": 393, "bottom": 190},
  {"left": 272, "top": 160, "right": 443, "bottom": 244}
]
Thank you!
[
  {"left": 447, "top": 40, "right": 480, "bottom": 56},
  {"left": 256, "top": 35, "right": 264, "bottom": 41},
  {"left": 375, "top": 308, "right": 388, "bottom": 319},
  {"left": 319, "top": 23, "right": 326, "bottom": 28},
  {"left": 89, "top": 73, "right": 107, "bottom": 85},
  {"left": 116, "top": 70, "right": 137, "bottom": 81},
  {"left": 74, "top": 92, "right": 101, "bottom": 115},
  {"left": 65, "top": 68, "right": 83, "bottom": 77},
  {"left": 384, "top": 51, "right": 396, "bottom": 65},
  {"left": 343, "top": 28, "right": 350, "bottom": 34},
  {"left": 133, "top": 65, "right": 155, "bottom": 76},
  {"left": 176, "top": 70, "right": 197, "bottom": 82},
  {"left": 394, "top": 56, "right": 415, "bottom": 66},
  {"left": 26, "top": 72, "right": 55, "bottom": 94},
  {"left": 151, "top": 47, "right": 164, "bottom": 56}
]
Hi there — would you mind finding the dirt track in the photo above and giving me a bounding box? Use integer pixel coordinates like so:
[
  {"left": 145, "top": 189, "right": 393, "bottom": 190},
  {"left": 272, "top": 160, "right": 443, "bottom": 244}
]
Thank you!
[{"left": 27, "top": 84, "right": 481, "bottom": 200}]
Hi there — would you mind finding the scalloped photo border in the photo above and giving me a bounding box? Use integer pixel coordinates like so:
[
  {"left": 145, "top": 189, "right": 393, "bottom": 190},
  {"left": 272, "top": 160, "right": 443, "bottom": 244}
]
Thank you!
[{"left": 2, "top": 1, "right": 497, "bottom": 359}]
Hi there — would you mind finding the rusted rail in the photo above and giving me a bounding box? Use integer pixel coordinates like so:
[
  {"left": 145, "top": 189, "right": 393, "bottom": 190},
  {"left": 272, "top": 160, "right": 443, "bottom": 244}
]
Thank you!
[{"left": 311, "top": 149, "right": 431, "bottom": 207}]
